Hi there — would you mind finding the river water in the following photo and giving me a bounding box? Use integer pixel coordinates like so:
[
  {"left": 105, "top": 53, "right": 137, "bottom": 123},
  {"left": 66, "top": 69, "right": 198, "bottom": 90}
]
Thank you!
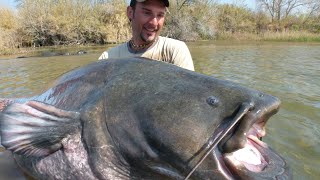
[{"left": 0, "top": 41, "right": 319, "bottom": 179}]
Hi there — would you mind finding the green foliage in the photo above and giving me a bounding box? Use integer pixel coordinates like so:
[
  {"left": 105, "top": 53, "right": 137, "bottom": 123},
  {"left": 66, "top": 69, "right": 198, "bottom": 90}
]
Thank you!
[
  {"left": 301, "top": 15, "right": 320, "bottom": 33},
  {"left": 261, "top": 31, "right": 320, "bottom": 42},
  {"left": 215, "top": 4, "right": 256, "bottom": 33},
  {"left": 162, "top": 0, "right": 217, "bottom": 41}
]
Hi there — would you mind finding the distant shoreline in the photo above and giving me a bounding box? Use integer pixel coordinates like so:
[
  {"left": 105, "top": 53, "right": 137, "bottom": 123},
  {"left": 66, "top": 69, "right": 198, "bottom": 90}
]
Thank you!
[{"left": 1, "top": 35, "right": 320, "bottom": 58}]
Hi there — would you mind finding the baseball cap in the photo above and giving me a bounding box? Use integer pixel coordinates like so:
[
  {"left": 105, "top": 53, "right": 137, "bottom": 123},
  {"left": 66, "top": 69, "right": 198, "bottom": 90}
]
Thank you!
[{"left": 130, "top": 0, "right": 169, "bottom": 7}]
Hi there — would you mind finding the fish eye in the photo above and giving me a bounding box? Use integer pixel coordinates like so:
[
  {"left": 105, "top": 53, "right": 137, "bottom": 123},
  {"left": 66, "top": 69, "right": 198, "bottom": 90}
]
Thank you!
[{"left": 206, "top": 96, "right": 219, "bottom": 107}]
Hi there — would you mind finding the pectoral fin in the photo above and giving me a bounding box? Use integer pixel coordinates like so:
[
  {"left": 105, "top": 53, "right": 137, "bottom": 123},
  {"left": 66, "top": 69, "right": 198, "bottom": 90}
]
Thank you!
[
  {"left": 0, "top": 99, "right": 13, "bottom": 112},
  {"left": 0, "top": 101, "right": 80, "bottom": 157}
]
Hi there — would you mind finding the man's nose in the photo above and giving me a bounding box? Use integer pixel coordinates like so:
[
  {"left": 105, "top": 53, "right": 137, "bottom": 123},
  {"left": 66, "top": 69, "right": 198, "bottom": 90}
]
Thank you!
[{"left": 149, "top": 16, "right": 159, "bottom": 26}]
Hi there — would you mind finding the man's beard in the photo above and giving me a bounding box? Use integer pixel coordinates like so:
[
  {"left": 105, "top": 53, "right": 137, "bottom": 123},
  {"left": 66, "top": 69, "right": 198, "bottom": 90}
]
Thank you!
[{"left": 140, "top": 33, "right": 155, "bottom": 43}]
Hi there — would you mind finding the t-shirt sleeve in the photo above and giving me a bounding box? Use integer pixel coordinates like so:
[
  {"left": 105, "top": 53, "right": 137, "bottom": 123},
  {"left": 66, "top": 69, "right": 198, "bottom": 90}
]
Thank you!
[
  {"left": 98, "top": 44, "right": 130, "bottom": 60},
  {"left": 172, "top": 42, "right": 195, "bottom": 71}
]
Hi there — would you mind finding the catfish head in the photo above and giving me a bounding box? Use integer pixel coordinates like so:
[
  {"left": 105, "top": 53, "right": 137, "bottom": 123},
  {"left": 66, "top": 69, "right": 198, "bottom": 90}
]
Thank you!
[
  {"left": 0, "top": 58, "right": 291, "bottom": 180},
  {"left": 105, "top": 59, "right": 291, "bottom": 179}
]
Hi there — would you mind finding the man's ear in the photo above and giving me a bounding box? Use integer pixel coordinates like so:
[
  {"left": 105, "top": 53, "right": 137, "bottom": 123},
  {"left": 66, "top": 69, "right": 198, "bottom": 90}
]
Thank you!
[{"left": 127, "top": 6, "right": 134, "bottom": 21}]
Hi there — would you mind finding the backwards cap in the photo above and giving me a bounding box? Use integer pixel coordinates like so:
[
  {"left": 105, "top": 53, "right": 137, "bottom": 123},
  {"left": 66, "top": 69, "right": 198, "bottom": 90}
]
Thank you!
[{"left": 130, "top": 0, "right": 169, "bottom": 7}]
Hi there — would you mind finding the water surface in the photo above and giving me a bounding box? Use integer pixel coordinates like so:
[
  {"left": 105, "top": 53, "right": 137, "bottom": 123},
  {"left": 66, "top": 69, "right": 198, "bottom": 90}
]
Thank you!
[{"left": 0, "top": 41, "right": 319, "bottom": 179}]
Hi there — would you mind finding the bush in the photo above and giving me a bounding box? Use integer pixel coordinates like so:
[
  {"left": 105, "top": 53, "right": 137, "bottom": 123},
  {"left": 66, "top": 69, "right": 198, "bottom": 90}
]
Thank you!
[
  {"left": 163, "top": 0, "right": 217, "bottom": 41},
  {"left": 0, "top": 8, "right": 20, "bottom": 54},
  {"left": 15, "top": 0, "right": 130, "bottom": 46}
]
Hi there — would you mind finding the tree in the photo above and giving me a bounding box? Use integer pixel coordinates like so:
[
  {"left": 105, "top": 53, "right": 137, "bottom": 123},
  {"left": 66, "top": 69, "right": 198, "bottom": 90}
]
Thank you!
[
  {"left": 163, "top": 0, "right": 218, "bottom": 40},
  {"left": 14, "top": 0, "right": 130, "bottom": 46},
  {"left": 215, "top": 4, "right": 256, "bottom": 34},
  {"left": 0, "top": 7, "right": 21, "bottom": 51},
  {"left": 256, "top": 0, "right": 320, "bottom": 31}
]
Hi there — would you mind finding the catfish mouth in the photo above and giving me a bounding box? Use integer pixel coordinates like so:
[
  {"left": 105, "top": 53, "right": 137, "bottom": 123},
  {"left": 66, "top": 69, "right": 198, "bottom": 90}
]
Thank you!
[
  {"left": 213, "top": 113, "right": 290, "bottom": 179},
  {"left": 147, "top": 101, "right": 290, "bottom": 179},
  {"left": 179, "top": 100, "right": 290, "bottom": 180},
  {"left": 223, "top": 123, "right": 268, "bottom": 172}
]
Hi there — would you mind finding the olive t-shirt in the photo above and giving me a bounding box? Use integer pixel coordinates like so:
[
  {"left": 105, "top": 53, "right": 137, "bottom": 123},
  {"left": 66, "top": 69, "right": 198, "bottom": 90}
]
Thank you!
[{"left": 98, "top": 36, "right": 194, "bottom": 71}]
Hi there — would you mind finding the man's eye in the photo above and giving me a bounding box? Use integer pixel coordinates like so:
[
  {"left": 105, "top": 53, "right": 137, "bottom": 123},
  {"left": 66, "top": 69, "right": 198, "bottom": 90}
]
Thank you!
[
  {"left": 157, "top": 14, "right": 165, "bottom": 19},
  {"left": 144, "top": 12, "right": 152, "bottom": 16}
]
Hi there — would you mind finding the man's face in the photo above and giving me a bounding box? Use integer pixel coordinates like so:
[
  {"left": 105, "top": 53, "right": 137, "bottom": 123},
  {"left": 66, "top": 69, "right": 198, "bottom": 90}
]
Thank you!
[{"left": 127, "top": 0, "right": 166, "bottom": 44}]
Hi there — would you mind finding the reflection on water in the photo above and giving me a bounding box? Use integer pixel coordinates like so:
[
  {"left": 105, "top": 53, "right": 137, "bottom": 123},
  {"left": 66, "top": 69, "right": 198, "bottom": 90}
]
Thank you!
[
  {"left": 0, "top": 41, "right": 319, "bottom": 179},
  {"left": 0, "top": 54, "right": 98, "bottom": 98}
]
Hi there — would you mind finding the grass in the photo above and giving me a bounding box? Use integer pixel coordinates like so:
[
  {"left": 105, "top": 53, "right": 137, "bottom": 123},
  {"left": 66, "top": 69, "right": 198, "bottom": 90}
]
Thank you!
[
  {"left": 261, "top": 31, "right": 320, "bottom": 42},
  {"left": 216, "top": 31, "right": 320, "bottom": 42}
]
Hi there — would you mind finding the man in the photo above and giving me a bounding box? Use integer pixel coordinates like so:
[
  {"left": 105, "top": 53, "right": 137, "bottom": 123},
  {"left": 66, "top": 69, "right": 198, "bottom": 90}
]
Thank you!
[{"left": 98, "top": 0, "right": 195, "bottom": 71}]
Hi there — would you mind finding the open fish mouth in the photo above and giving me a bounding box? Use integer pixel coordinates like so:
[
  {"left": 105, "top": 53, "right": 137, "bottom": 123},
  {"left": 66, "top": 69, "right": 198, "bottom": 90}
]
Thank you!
[
  {"left": 223, "top": 121, "right": 268, "bottom": 169},
  {"left": 218, "top": 121, "right": 291, "bottom": 179},
  {"left": 183, "top": 99, "right": 290, "bottom": 179},
  {"left": 224, "top": 124, "right": 268, "bottom": 172}
]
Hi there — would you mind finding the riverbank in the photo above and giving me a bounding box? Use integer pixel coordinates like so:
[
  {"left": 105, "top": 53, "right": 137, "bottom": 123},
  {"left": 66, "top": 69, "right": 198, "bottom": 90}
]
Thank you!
[
  {"left": 1, "top": 32, "right": 320, "bottom": 57},
  {"left": 0, "top": 44, "right": 115, "bottom": 58},
  {"left": 216, "top": 31, "right": 320, "bottom": 42}
]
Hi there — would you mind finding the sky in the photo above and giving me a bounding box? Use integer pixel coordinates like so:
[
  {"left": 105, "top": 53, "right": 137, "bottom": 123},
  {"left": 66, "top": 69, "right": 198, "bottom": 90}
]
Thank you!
[
  {"left": 0, "top": 0, "right": 16, "bottom": 9},
  {"left": 0, "top": 0, "right": 255, "bottom": 10},
  {"left": 221, "top": 0, "right": 255, "bottom": 9}
]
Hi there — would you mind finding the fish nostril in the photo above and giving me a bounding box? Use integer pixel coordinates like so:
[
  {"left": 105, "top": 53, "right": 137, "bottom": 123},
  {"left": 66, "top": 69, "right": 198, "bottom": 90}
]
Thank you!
[
  {"left": 206, "top": 96, "right": 219, "bottom": 108},
  {"left": 248, "top": 102, "right": 255, "bottom": 111}
]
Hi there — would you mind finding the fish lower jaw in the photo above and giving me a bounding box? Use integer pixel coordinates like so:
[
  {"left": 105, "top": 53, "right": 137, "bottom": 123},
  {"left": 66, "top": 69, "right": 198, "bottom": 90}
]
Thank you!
[{"left": 223, "top": 136, "right": 268, "bottom": 172}]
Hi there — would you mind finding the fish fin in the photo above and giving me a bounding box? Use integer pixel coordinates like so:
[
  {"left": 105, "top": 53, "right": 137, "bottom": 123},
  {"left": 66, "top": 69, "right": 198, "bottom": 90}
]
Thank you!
[
  {"left": 0, "top": 100, "right": 80, "bottom": 157},
  {"left": 0, "top": 99, "right": 13, "bottom": 112}
]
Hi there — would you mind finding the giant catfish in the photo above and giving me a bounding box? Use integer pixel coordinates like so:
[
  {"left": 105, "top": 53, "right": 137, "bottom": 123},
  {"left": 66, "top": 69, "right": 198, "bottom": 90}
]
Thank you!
[{"left": 0, "top": 58, "right": 291, "bottom": 179}]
